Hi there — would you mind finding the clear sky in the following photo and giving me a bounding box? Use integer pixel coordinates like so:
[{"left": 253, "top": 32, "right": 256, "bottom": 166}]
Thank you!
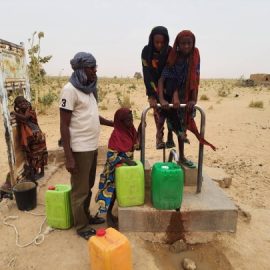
[{"left": 1, "top": 0, "right": 269, "bottom": 78}]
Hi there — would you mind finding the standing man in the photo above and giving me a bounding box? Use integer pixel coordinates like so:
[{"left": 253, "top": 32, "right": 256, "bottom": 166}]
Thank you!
[{"left": 60, "top": 52, "right": 113, "bottom": 240}]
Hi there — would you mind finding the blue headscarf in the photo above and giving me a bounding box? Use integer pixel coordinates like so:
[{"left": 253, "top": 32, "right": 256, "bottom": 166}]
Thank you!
[{"left": 69, "top": 52, "right": 97, "bottom": 96}]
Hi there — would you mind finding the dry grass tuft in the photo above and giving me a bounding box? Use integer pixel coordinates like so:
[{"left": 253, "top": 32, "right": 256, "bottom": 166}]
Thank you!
[
  {"left": 249, "top": 101, "right": 264, "bottom": 108},
  {"left": 200, "top": 94, "right": 209, "bottom": 101}
]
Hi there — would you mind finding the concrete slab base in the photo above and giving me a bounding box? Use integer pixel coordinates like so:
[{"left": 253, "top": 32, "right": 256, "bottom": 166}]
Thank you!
[
  {"left": 144, "top": 160, "right": 151, "bottom": 188},
  {"left": 48, "top": 147, "right": 65, "bottom": 165},
  {"left": 127, "top": 231, "right": 217, "bottom": 245},
  {"left": 144, "top": 160, "right": 199, "bottom": 187},
  {"left": 118, "top": 174, "right": 238, "bottom": 235},
  {"left": 180, "top": 164, "right": 198, "bottom": 186}
]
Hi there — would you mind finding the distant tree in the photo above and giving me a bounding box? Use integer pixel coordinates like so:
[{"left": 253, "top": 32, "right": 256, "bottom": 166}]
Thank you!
[
  {"left": 28, "top": 31, "right": 52, "bottom": 83},
  {"left": 134, "top": 72, "right": 142, "bottom": 80},
  {"left": 27, "top": 31, "right": 52, "bottom": 110}
]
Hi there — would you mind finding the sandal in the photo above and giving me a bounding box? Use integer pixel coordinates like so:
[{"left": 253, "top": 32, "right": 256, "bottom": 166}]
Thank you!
[
  {"left": 0, "top": 190, "right": 13, "bottom": 200},
  {"left": 89, "top": 215, "right": 105, "bottom": 225},
  {"left": 165, "top": 140, "right": 176, "bottom": 149},
  {"left": 0, "top": 181, "right": 12, "bottom": 193},
  {"left": 34, "top": 171, "right": 45, "bottom": 181},
  {"left": 181, "top": 159, "right": 196, "bottom": 169},
  {"left": 134, "top": 143, "right": 141, "bottom": 151},
  {"left": 156, "top": 142, "right": 165, "bottom": 150},
  {"left": 77, "top": 228, "right": 96, "bottom": 240}
]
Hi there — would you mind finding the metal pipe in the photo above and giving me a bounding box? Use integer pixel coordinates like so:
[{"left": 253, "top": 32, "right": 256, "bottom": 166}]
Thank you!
[
  {"left": 194, "top": 106, "right": 206, "bottom": 193},
  {"left": 140, "top": 106, "right": 152, "bottom": 166},
  {"left": 140, "top": 104, "right": 206, "bottom": 193},
  {"left": 168, "top": 149, "right": 179, "bottom": 163}
]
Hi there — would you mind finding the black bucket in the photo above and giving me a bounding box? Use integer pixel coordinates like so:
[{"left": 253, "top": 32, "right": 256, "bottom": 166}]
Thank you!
[{"left": 13, "top": 182, "right": 37, "bottom": 211}]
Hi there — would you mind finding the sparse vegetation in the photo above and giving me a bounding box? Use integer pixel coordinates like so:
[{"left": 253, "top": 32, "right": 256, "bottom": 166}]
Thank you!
[
  {"left": 216, "top": 99, "right": 222, "bottom": 104},
  {"left": 97, "top": 86, "right": 108, "bottom": 103},
  {"left": 216, "top": 80, "right": 231, "bottom": 97},
  {"left": 27, "top": 31, "right": 52, "bottom": 111},
  {"left": 117, "top": 94, "right": 132, "bottom": 108},
  {"left": 133, "top": 110, "right": 140, "bottom": 120},
  {"left": 200, "top": 94, "right": 209, "bottom": 101},
  {"left": 218, "top": 88, "right": 230, "bottom": 97},
  {"left": 23, "top": 76, "right": 262, "bottom": 116},
  {"left": 129, "top": 84, "right": 136, "bottom": 90},
  {"left": 99, "top": 104, "right": 108, "bottom": 110},
  {"left": 38, "top": 91, "right": 58, "bottom": 113},
  {"left": 249, "top": 100, "right": 264, "bottom": 108},
  {"left": 235, "top": 75, "right": 245, "bottom": 87},
  {"left": 134, "top": 72, "right": 142, "bottom": 80}
]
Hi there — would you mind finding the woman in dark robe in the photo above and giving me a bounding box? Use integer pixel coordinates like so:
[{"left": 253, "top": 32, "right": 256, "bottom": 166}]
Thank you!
[{"left": 141, "top": 26, "right": 175, "bottom": 149}]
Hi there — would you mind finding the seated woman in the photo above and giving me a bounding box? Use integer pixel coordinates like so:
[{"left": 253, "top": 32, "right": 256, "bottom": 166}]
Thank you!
[
  {"left": 96, "top": 108, "right": 138, "bottom": 228},
  {"left": 11, "top": 96, "right": 48, "bottom": 181}
]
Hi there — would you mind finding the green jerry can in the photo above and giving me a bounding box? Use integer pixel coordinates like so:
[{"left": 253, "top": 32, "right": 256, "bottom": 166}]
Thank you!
[
  {"left": 45, "top": 184, "right": 73, "bottom": 229},
  {"left": 151, "top": 162, "right": 184, "bottom": 210},
  {"left": 115, "top": 160, "right": 145, "bottom": 207}
]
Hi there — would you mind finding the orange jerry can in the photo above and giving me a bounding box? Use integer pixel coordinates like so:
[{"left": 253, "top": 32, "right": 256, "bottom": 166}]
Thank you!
[{"left": 89, "top": 228, "right": 133, "bottom": 270}]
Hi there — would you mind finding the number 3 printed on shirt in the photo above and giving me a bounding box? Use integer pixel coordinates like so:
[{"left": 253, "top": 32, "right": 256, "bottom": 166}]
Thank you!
[{"left": 61, "top": 99, "right": 67, "bottom": 107}]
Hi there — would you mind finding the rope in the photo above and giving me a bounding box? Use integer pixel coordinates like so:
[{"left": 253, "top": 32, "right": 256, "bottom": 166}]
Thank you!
[{"left": 2, "top": 207, "right": 55, "bottom": 248}]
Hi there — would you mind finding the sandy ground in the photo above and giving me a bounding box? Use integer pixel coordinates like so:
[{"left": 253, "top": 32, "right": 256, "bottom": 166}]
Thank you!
[{"left": 0, "top": 78, "right": 270, "bottom": 269}]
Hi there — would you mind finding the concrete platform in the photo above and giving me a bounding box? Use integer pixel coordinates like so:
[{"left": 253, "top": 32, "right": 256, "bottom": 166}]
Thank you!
[
  {"left": 181, "top": 163, "right": 198, "bottom": 186},
  {"left": 118, "top": 173, "right": 238, "bottom": 233}
]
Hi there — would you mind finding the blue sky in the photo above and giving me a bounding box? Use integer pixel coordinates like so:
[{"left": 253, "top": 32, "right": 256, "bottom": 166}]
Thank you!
[{"left": 1, "top": 0, "right": 269, "bottom": 78}]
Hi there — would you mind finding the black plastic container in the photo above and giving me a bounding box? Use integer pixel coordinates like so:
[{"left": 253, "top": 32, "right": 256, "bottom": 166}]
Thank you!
[{"left": 13, "top": 182, "right": 37, "bottom": 211}]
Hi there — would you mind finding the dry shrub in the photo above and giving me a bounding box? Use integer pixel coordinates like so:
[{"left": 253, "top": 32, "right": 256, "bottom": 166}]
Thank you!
[
  {"left": 98, "top": 86, "right": 107, "bottom": 103},
  {"left": 129, "top": 84, "right": 136, "bottom": 90},
  {"left": 249, "top": 101, "right": 264, "bottom": 108},
  {"left": 216, "top": 99, "right": 222, "bottom": 104},
  {"left": 118, "top": 94, "right": 132, "bottom": 108},
  {"left": 99, "top": 104, "right": 108, "bottom": 110},
  {"left": 200, "top": 94, "right": 209, "bottom": 101},
  {"left": 218, "top": 88, "right": 230, "bottom": 97},
  {"left": 133, "top": 110, "right": 140, "bottom": 120},
  {"left": 218, "top": 81, "right": 231, "bottom": 97}
]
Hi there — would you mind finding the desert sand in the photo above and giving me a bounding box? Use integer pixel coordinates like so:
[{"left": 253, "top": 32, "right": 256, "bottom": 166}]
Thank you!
[{"left": 0, "top": 78, "right": 269, "bottom": 269}]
